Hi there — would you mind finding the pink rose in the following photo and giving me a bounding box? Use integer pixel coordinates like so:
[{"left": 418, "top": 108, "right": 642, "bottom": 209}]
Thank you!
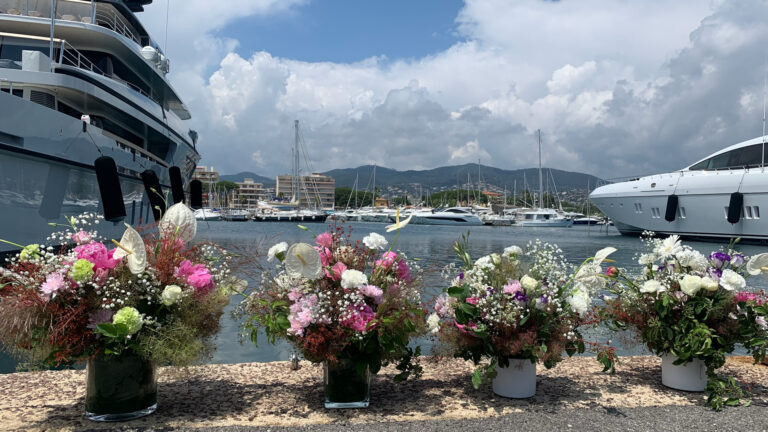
[
  {"left": 175, "top": 260, "right": 215, "bottom": 295},
  {"left": 359, "top": 285, "right": 384, "bottom": 304},
  {"left": 376, "top": 251, "right": 398, "bottom": 269},
  {"left": 325, "top": 262, "right": 347, "bottom": 281},
  {"left": 74, "top": 242, "right": 120, "bottom": 271},
  {"left": 341, "top": 304, "right": 376, "bottom": 332},
  {"left": 315, "top": 232, "right": 333, "bottom": 248}
]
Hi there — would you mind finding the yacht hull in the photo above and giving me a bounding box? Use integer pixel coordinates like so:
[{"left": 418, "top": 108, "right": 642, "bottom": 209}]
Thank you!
[{"left": 590, "top": 170, "right": 768, "bottom": 242}]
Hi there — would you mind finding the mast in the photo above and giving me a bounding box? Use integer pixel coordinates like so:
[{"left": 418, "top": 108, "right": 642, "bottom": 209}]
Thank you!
[
  {"left": 293, "top": 120, "right": 301, "bottom": 209},
  {"left": 538, "top": 129, "right": 543, "bottom": 210}
]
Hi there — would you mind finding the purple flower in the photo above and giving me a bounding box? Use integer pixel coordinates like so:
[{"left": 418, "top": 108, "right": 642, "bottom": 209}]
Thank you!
[
  {"left": 708, "top": 267, "right": 723, "bottom": 281},
  {"left": 710, "top": 252, "right": 731, "bottom": 269},
  {"left": 539, "top": 295, "right": 549, "bottom": 304},
  {"left": 731, "top": 253, "right": 745, "bottom": 267},
  {"left": 514, "top": 291, "right": 527, "bottom": 302},
  {"left": 458, "top": 272, "right": 464, "bottom": 280},
  {"left": 87, "top": 309, "right": 114, "bottom": 330}
]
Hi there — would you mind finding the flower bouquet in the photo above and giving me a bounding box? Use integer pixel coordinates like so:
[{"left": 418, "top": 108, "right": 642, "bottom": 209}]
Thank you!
[
  {"left": 430, "top": 234, "right": 617, "bottom": 398},
  {"left": 0, "top": 204, "right": 239, "bottom": 421},
  {"left": 602, "top": 234, "right": 768, "bottom": 410},
  {"left": 242, "top": 223, "right": 425, "bottom": 408}
]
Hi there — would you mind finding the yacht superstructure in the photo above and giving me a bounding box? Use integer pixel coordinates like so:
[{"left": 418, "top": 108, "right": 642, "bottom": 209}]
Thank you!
[
  {"left": 0, "top": 0, "right": 200, "bottom": 252},
  {"left": 590, "top": 135, "right": 768, "bottom": 242}
]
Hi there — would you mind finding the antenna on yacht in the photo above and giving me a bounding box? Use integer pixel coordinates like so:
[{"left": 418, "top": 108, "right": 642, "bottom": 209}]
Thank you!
[
  {"left": 537, "top": 129, "right": 543, "bottom": 211},
  {"left": 49, "top": 0, "right": 56, "bottom": 70},
  {"left": 164, "top": 0, "right": 171, "bottom": 52},
  {"left": 762, "top": 63, "right": 766, "bottom": 167}
]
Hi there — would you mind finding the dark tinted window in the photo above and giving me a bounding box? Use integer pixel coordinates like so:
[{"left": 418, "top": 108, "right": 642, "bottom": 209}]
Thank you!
[
  {"left": 0, "top": 37, "right": 49, "bottom": 62},
  {"left": 727, "top": 144, "right": 763, "bottom": 168},
  {"left": 708, "top": 152, "right": 730, "bottom": 169},
  {"left": 689, "top": 159, "right": 709, "bottom": 170}
]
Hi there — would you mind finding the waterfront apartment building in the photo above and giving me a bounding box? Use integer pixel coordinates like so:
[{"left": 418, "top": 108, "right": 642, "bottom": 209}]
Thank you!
[
  {"left": 193, "top": 166, "right": 220, "bottom": 207},
  {"left": 229, "top": 178, "right": 268, "bottom": 209},
  {"left": 275, "top": 173, "right": 335, "bottom": 210}
]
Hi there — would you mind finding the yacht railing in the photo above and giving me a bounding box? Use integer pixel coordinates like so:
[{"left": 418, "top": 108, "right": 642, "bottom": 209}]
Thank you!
[
  {"left": 54, "top": 39, "right": 155, "bottom": 101},
  {"left": 0, "top": 0, "right": 141, "bottom": 46}
]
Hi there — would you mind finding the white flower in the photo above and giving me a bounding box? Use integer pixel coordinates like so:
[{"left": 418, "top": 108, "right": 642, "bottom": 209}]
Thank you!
[
  {"left": 490, "top": 253, "right": 501, "bottom": 266},
  {"left": 267, "top": 242, "right": 288, "bottom": 262},
  {"left": 362, "top": 232, "right": 388, "bottom": 250},
  {"left": 676, "top": 250, "right": 708, "bottom": 272},
  {"left": 159, "top": 203, "right": 197, "bottom": 243},
  {"left": 701, "top": 277, "right": 719, "bottom": 292},
  {"left": 427, "top": 313, "right": 440, "bottom": 334},
  {"left": 284, "top": 243, "right": 322, "bottom": 280},
  {"left": 679, "top": 275, "right": 702, "bottom": 297},
  {"left": 639, "top": 253, "right": 657, "bottom": 265},
  {"left": 385, "top": 208, "right": 413, "bottom": 232},
  {"left": 574, "top": 263, "right": 605, "bottom": 293},
  {"left": 341, "top": 269, "right": 368, "bottom": 289},
  {"left": 568, "top": 289, "right": 591, "bottom": 317},
  {"left": 593, "top": 247, "right": 617, "bottom": 266},
  {"left": 112, "top": 224, "right": 146, "bottom": 275},
  {"left": 161, "top": 285, "right": 183, "bottom": 306},
  {"left": 474, "top": 255, "right": 494, "bottom": 271},
  {"left": 640, "top": 280, "right": 665, "bottom": 293},
  {"left": 746, "top": 253, "right": 768, "bottom": 275},
  {"left": 757, "top": 316, "right": 767, "bottom": 331},
  {"left": 521, "top": 275, "right": 538, "bottom": 291},
  {"left": 503, "top": 245, "right": 522, "bottom": 256},
  {"left": 719, "top": 269, "right": 746, "bottom": 291},
  {"left": 654, "top": 235, "right": 682, "bottom": 259}
]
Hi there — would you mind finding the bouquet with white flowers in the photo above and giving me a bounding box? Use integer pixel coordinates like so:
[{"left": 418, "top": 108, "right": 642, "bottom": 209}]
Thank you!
[
  {"left": 602, "top": 233, "right": 768, "bottom": 410},
  {"left": 430, "top": 234, "right": 617, "bottom": 392}
]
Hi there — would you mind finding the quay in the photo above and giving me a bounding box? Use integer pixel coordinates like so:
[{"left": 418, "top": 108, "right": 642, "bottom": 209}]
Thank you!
[{"left": 0, "top": 356, "right": 766, "bottom": 431}]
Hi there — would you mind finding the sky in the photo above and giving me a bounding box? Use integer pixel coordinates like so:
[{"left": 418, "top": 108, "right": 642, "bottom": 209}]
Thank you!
[{"left": 138, "top": 0, "right": 768, "bottom": 180}]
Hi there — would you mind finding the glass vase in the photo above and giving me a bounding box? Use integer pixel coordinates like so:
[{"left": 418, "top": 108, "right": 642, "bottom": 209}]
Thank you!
[
  {"left": 323, "top": 359, "right": 371, "bottom": 408},
  {"left": 85, "top": 352, "right": 158, "bottom": 421}
]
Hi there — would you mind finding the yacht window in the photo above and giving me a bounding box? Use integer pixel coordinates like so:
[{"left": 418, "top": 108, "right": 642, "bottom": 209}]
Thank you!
[
  {"left": 755, "top": 206, "right": 760, "bottom": 219},
  {"left": 680, "top": 207, "right": 686, "bottom": 218},
  {"left": 708, "top": 152, "right": 731, "bottom": 170},
  {"left": 727, "top": 144, "right": 763, "bottom": 168},
  {"left": 0, "top": 37, "right": 49, "bottom": 62},
  {"left": 724, "top": 207, "right": 729, "bottom": 219},
  {"left": 746, "top": 206, "right": 753, "bottom": 219},
  {"left": 57, "top": 101, "right": 82, "bottom": 120},
  {"left": 688, "top": 159, "right": 709, "bottom": 170}
]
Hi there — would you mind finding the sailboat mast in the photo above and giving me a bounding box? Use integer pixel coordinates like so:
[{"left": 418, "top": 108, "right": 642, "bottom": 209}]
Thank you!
[
  {"left": 294, "top": 120, "right": 301, "bottom": 208},
  {"left": 538, "top": 129, "right": 543, "bottom": 210}
]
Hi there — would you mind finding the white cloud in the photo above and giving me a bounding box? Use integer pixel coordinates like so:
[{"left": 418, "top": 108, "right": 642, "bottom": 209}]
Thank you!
[{"left": 135, "top": 0, "right": 768, "bottom": 181}]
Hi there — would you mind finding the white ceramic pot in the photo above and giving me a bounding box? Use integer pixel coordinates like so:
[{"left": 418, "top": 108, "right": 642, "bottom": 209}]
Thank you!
[
  {"left": 492, "top": 359, "right": 536, "bottom": 398},
  {"left": 661, "top": 354, "right": 706, "bottom": 392}
]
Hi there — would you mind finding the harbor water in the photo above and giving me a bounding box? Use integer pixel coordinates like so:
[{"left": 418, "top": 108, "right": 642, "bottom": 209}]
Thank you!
[{"left": 2, "top": 221, "right": 767, "bottom": 374}]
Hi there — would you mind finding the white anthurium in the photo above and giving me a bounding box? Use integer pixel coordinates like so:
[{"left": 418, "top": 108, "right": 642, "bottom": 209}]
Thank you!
[
  {"left": 746, "top": 253, "right": 768, "bottom": 276},
  {"left": 112, "top": 223, "right": 146, "bottom": 275},
  {"left": 159, "top": 203, "right": 197, "bottom": 242},
  {"left": 284, "top": 243, "right": 322, "bottom": 280},
  {"left": 386, "top": 208, "right": 413, "bottom": 232},
  {"left": 593, "top": 247, "right": 617, "bottom": 266}
]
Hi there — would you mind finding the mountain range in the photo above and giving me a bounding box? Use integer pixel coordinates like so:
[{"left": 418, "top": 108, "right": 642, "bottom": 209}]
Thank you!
[{"left": 220, "top": 164, "right": 603, "bottom": 193}]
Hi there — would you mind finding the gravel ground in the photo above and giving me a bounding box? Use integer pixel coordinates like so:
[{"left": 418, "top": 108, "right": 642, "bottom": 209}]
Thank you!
[{"left": 1, "top": 356, "right": 765, "bottom": 432}]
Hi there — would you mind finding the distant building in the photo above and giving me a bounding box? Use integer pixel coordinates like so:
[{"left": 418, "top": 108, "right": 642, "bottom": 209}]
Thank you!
[
  {"left": 229, "top": 178, "right": 267, "bottom": 209},
  {"left": 193, "top": 166, "right": 220, "bottom": 207},
  {"left": 276, "top": 173, "right": 335, "bottom": 210}
]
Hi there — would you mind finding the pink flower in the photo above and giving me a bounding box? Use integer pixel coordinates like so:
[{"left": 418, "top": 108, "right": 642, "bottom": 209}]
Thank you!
[
  {"left": 454, "top": 320, "right": 477, "bottom": 335},
  {"left": 172, "top": 238, "right": 186, "bottom": 252},
  {"left": 40, "top": 273, "right": 66, "bottom": 299},
  {"left": 359, "top": 285, "right": 384, "bottom": 304},
  {"left": 396, "top": 260, "right": 411, "bottom": 282},
  {"left": 465, "top": 297, "right": 479, "bottom": 305},
  {"left": 376, "top": 251, "right": 398, "bottom": 269},
  {"left": 325, "top": 262, "right": 347, "bottom": 281},
  {"left": 175, "top": 260, "right": 215, "bottom": 295},
  {"left": 315, "top": 246, "right": 332, "bottom": 266},
  {"left": 435, "top": 295, "right": 456, "bottom": 317},
  {"left": 605, "top": 266, "right": 619, "bottom": 278},
  {"left": 315, "top": 232, "right": 333, "bottom": 248},
  {"left": 74, "top": 242, "right": 120, "bottom": 271},
  {"left": 288, "top": 288, "right": 303, "bottom": 302},
  {"left": 93, "top": 268, "right": 109, "bottom": 285},
  {"left": 735, "top": 292, "right": 765, "bottom": 306},
  {"left": 71, "top": 230, "right": 92, "bottom": 245},
  {"left": 341, "top": 304, "right": 376, "bottom": 332},
  {"left": 503, "top": 280, "right": 523, "bottom": 295}
]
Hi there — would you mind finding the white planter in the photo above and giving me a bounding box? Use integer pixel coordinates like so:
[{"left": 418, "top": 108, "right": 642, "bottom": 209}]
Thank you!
[
  {"left": 492, "top": 359, "right": 536, "bottom": 398},
  {"left": 661, "top": 355, "right": 707, "bottom": 392}
]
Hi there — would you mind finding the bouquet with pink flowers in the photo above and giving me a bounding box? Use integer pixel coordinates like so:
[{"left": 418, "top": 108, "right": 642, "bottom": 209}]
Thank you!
[
  {"left": 242, "top": 224, "right": 425, "bottom": 384},
  {"left": 0, "top": 204, "right": 238, "bottom": 369}
]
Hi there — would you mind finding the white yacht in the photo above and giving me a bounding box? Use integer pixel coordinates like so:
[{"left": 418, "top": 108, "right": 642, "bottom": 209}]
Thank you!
[
  {"left": 0, "top": 1, "right": 200, "bottom": 253},
  {"left": 194, "top": 208, "right": 221, "bottom": 221},
  {"left": 410, "top": 207, "right": 484, "bottom": 226},
  {"left": 590, "top": 135, "right": 768, "bottom": 242},
  {"left": 515, "top": 208, "right": 573, "bottom": 227}
]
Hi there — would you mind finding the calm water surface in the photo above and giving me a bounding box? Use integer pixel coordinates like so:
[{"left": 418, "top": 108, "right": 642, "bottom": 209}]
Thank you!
[{"left": 2, "top": 221, "right": 767, "bottom": 373}]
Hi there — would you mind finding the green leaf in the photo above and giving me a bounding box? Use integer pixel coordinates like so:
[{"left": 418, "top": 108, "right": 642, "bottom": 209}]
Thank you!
[{"left": 471, "top": 368, "right": 483, "bottom": 389}]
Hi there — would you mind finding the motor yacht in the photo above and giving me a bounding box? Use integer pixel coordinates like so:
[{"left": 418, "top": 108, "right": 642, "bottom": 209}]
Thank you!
[
  {"left": 590, "top": 135, "right": 768, "bottom": 241},
  {"left": 410, "top": 207, "right": 484, "bottom": 226}
]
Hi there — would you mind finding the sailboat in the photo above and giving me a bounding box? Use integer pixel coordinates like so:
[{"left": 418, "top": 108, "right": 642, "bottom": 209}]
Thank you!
[
  {"left": 516, "top": 130, "right": 573, "bottom": 227},
  {"left": 255, "top": 120, "right": 328, "bottom": 223}
]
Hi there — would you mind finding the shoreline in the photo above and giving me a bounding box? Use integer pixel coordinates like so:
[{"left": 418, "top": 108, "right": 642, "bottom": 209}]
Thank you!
[{"left": 0, "top": 356, "right": 765, "bottom": 431}]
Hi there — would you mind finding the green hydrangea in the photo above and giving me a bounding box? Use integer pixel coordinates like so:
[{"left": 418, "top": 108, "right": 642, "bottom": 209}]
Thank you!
[
  {"left": 69, "top": 259, "right": 94, "bottom": 284},
  {"left": 19, "top": 244, "right": 39, "bottom": 261},
  {"left": 113, "top": 307, "right": 143, "bottom": 335}
]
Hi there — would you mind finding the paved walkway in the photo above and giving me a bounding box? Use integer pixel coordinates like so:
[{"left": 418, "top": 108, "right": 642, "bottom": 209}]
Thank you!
[{"left": 0, "top": 356, "right": 765, "bottom": 431}]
